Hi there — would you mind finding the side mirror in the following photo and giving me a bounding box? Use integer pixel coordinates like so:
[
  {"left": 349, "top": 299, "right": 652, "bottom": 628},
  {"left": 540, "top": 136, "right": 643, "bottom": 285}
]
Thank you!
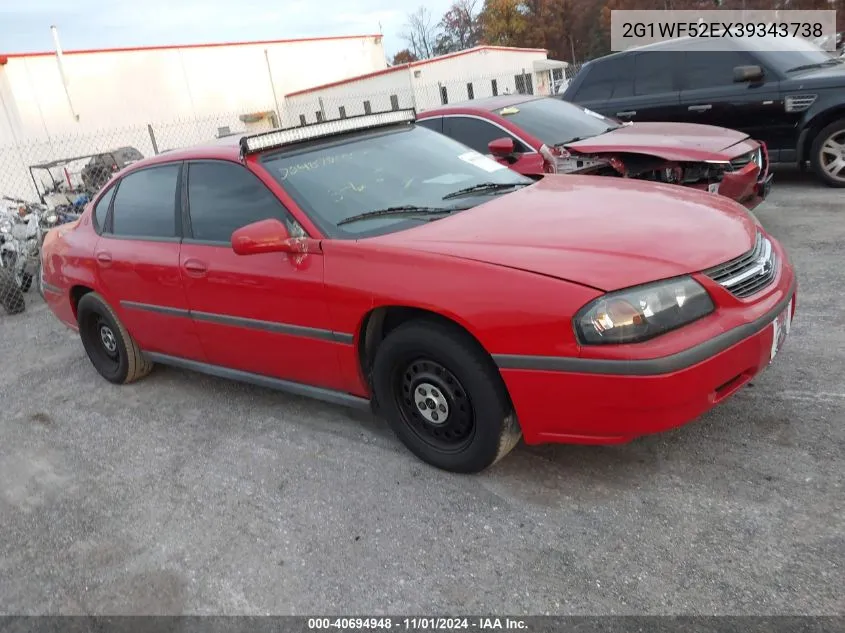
[
  {"left": 488, "top": 137, "right": 516, "bottom": 158},
  {"left": 734, "top": 65, "right": 764, "bottom": 83},
  {"left": 231, "top": 218, "right": 296, "bottom": 255}
]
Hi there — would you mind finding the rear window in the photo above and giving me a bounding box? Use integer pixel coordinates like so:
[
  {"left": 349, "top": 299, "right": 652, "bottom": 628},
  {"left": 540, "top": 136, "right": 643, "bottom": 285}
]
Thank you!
[{"left": 494, "top": 98, "right": 620, "bottom": 146}]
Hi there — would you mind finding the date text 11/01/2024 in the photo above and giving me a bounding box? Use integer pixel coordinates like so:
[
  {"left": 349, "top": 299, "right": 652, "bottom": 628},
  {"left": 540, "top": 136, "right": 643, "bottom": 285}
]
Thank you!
[{"left": 307, "top": 618, "right": 528, "bottom": 630}]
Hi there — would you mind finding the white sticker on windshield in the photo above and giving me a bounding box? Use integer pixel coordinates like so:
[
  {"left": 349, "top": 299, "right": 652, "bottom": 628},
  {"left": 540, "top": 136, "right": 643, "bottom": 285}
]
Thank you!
[{"left": 458, "top": 151, "right": 507, "bottom": 173}]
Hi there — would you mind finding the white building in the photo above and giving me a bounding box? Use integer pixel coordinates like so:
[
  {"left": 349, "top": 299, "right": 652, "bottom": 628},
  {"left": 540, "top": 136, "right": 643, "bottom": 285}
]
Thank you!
[
  {"left": 0, "top": 34, "right": 386, "bottom": 199},
  {"left": 283, "top": 46, "right": 568, "bottom": 127}
]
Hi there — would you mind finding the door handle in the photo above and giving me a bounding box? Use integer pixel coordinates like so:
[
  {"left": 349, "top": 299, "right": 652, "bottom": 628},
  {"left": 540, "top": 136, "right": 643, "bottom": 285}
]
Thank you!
[
  {"left": 95, "top": 251, "right": 112, "bottom": 265},
  {"left": 616, "top": 110, "right": 636, "bottom": 117},
  {"left": 688, "top": 104, "right": 712, "bottom": 112},
  {"left": 183, "top": 259, "right": 208, "bottom": 277}
]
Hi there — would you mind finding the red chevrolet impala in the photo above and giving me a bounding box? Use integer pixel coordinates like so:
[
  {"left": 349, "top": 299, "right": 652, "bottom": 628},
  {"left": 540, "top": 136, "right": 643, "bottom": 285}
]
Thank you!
[
  {"left": 40, "top": 110, "right": 796, "bottom": 473},
  {"left": 417, "top": 96, "right": 773, "bottom": 210}
]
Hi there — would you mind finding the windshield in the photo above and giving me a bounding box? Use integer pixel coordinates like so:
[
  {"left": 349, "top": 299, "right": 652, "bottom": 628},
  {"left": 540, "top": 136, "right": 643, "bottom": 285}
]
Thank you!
[
  {"left": 495, "top": 98, "right": 621, "bottom": 146},
  {"left": 260, "top": 125, "right": 533, "bottom": 238},
  {"left": 752, "top": 35, "right": 840, "bottom": 73}
]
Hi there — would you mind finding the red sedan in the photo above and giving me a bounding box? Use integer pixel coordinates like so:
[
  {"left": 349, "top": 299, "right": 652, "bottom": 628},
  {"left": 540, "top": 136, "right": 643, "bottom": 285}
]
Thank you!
[
  {"left": 40, "top": 110, "right": 796, "bottom": 473},
  {"left": 417, "top": 96, "right": 773, "bottom": 210}
]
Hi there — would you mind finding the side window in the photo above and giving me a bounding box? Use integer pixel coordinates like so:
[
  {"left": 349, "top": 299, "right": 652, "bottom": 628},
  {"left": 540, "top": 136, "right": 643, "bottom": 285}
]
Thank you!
[
  {"left": 443, "top": 117, "right": 528, "bottom": 155},
  {"left": 416, "top": 117, "right": 443, "bottom": 133},
  {"left": 92, "top": 185, "right": 116, "bottom": 232},
  {"left": 187, "top": 161, "right": 300, "bottom": 243},
  {"left": 633, "top": 52, "right": 678, "bottom": 95},
  {"left": 110, "top": 164, "right": 180, "bottom": 239},
  {"left": 573, "top": 57, "right": 635, "bottom": 101},
  {"left": 683, "top": 50, "right": 753, "bottom": 90}
]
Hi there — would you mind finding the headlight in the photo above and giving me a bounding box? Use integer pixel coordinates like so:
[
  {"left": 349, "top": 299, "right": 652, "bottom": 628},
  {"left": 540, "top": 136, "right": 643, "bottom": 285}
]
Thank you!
[{"left": 574, "top": 276, "right": 715, "bottom": 345}]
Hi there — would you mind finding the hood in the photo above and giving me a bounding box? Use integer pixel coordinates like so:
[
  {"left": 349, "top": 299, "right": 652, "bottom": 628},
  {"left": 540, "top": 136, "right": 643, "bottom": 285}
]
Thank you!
[
  {"left": 372, "top": 175, "right": 757, "bottom": 292},
  {"left": 783, "top": 64, "right": 845, "bottom": 88},
  {"left": 566, "top": 122, "right": 757, "bottom": 161}
]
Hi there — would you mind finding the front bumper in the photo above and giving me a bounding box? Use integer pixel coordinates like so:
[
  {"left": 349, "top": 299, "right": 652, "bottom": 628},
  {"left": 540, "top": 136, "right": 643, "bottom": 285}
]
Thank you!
[{"left": 498, "top": 277, "right": 797, "bottom": 446}]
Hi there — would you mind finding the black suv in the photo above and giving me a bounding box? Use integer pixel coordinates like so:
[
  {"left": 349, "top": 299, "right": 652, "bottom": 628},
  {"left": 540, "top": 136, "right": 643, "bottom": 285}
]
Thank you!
[{"left": 562, "top": 37, "right": 845, "bottom": 186}]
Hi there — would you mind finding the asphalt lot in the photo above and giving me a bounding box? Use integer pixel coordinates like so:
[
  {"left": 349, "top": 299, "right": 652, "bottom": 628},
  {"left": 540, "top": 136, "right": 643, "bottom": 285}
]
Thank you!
[{"left": 0, "top": 167, "right": 843, "bottom": 616}]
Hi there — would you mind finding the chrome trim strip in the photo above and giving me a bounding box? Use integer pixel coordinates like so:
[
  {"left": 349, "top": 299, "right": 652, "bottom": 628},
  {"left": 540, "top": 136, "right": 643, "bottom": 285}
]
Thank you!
[
  {"left": 41, "top": 282, "right": 63, "bottom": 295},
  {"left": 120, "top": 301, "right": 354, "bottom": 344},
  {"left": 494, "top": 277, "right": 796, "bottom": 376},
  {"left": 143, "top": 352, "right": 371, "bottom": 410},
  {"left": 720, "top": 237, "right": 773, "bottom": 288}
]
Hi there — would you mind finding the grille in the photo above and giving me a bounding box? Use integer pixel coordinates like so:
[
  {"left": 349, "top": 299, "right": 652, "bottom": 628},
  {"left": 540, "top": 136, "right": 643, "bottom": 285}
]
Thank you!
[{"left": 704, "top": 232, "right": 778, "bottom": 299}]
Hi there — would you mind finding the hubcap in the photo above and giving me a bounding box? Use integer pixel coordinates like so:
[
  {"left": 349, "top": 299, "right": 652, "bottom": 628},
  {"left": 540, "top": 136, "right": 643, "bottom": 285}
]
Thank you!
[
  {"left": 395, "top": 358, "right": 474, "bottom": 451},
  {"left": 413, "top": 382, "right": 450, "bottom": 424},
  {"left": 99, "top": 324, "right": 117, "bottom": 354},
  {"left": 820, "top": 130, "right": 845, "bottom": 182}
]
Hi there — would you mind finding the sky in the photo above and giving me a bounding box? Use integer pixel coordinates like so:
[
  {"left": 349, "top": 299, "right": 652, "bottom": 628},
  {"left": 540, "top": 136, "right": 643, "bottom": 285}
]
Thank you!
[{"left": 0, "top": 0, "right": 453, "bottom": 59}]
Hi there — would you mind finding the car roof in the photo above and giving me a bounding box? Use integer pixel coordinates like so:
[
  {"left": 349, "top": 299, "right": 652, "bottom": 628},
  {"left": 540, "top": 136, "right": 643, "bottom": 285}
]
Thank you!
[
  {"left": 421, "top": 94, "right": 547, "bottom": 115},
  {"left": 120, "top": 134, "right": 243, "bottom": 170}
]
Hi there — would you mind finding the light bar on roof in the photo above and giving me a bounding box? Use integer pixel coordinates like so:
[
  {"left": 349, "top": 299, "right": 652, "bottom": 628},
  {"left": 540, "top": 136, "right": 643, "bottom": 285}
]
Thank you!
[{"left": 241, "top": 109, "right": 417, "bottom": 154}]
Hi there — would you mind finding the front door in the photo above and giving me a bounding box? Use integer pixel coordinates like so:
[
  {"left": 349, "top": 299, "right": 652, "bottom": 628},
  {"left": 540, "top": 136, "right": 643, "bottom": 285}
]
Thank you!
[
  {"left": 94, "top": 162, "right": 205, "bottom": 360},
  {"left": 677, "top": 50, "right": 784, "bottom": 156},
  {"left": 179, "top": 159, "right": 344, "bottom": 391},
  {"left": 442, "top": 115, "right": 545, "bottom": 175}
]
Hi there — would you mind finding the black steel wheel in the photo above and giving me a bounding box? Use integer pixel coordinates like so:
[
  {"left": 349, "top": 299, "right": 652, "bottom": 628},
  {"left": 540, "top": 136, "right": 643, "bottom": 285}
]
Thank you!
[
  {"left": 395, "top": 358, "right": 475, "bottom": 453},
  {"left": 77, "top": 292, "right": 153, "bottom": 384},
  {"left": 372, "top": 319, "right": 522, "bottom": 473}
]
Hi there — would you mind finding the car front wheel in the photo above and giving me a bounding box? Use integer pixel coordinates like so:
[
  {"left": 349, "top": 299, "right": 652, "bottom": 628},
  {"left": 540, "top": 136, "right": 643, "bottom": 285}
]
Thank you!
[
  {"left": 811, "top": 119, "right": 845, "bottom": 187},
  {"left": 371, "top": 320, "right": 521, "bottom": 473},
  {"left": 77, "top": 292, "right": 153, "bottom": 384}
]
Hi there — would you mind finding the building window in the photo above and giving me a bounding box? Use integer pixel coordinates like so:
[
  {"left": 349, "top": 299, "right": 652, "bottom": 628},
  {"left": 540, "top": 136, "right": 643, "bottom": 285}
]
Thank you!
[
  {"left": 363, "top": 100, "right": 372, "bottom": 114},
  {"left": 339, "top": 106, "right": 347, "bottom": 119},
  {"left": 390, "top": 94, "right": 400, "bottom": 111},
  {"left": 316, "top": 110, "right": 324, "bottom": 122},
  {"left": 466, "top": 83, "right": 474, "bottom": 100},
  {"left": 515, "top": 72, "right": 534, "bottom": 95},
  {"left": 491, "top": 79, "right": 498, "bottom": 96},
  {"left": 440, "top": 86, "right": 448, "bottom": 105},
  {"left": 299, "top": 114, "right": 306, "bottom": 126}
]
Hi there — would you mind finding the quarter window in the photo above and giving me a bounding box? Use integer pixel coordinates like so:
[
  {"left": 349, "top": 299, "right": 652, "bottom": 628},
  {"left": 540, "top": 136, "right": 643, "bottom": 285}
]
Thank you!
[
  {"left": 187, "top": 161, "right": 299, "bottom": 243},
  {"left": 110, "top": 164, "right": 180, "bottom": 238},
  {"left": 93, "top": 185, "right": 116, "bottom": 232}
]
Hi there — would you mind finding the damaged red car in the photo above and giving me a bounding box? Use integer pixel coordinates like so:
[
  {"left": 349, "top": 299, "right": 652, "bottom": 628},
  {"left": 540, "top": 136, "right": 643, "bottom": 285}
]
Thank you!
[{"left": 417, "top": 95, "right": 773, "bottom": 210}]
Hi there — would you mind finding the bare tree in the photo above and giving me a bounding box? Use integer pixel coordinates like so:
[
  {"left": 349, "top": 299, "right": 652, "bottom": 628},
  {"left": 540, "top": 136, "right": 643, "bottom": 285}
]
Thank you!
[{"left": 402, "top": 6, "right": 438, "bottom": 59}]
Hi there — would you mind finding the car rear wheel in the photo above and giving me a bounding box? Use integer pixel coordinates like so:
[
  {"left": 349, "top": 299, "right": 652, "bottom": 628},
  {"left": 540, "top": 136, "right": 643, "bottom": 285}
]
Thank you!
[
  {"left": 77, "top": 292, "right": 152, "bottom": 384},
  {"left": 810, "top": 119, "right": 845, "bottom": 187},
  {"left": 371, "top": 320, "right": 521, "bottom": 473}
]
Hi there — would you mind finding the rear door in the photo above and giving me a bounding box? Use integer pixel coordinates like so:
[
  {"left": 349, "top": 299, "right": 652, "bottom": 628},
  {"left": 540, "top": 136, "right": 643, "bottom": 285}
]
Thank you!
[
  {"left": 678, "top": 49, "right": 784, "bottom": 153},
  {"left": 441, "top": 115, "right": 544, "bottom": 175},
  {"left": 179, "top": 159, "right": 344, "bottom": 390},
  {"left": 95, "top": 162, "right": 205, "bottom": 360}
]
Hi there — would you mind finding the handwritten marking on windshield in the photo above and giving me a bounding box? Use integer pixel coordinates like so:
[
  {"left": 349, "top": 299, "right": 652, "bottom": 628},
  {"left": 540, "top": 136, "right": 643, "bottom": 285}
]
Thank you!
[{"left": 276, "top": 152, "right": 356, "bottom": 180}]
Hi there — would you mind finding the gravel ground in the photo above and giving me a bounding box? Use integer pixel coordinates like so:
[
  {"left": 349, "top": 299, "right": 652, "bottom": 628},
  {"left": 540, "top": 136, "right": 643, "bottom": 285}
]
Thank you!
[{"left": 0, "top": 167, "right": 843, "bottom": 616}]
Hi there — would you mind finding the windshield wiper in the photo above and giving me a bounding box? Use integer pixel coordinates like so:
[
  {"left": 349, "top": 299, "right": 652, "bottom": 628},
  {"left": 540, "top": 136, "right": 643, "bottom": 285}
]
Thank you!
[
  {"left": 441, "top": 182, "right": 526, "bottom": 201},
  {"left": 337, "top": 205, "right": 457, "bottom": 226},
  {"left": 786, "top": 58, "right": 843, "bottom": 72}
]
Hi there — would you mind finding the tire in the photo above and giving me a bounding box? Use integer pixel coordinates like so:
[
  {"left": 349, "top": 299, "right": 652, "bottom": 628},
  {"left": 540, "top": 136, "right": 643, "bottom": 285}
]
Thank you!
[
  {"left": 371, "top": 320, "right": 522, "bottom": 473},
  {"left": 20, "top": 271, "right": 33, "bottom": 293},
  {"left": 810, "top": 118, "right": 845, "bottom": 187},
  {"left": 0, "top": 268, "right": 25, "bottom": 314},
  {"left": 76, "top": 292, "right": 153, "bottom": 384}
]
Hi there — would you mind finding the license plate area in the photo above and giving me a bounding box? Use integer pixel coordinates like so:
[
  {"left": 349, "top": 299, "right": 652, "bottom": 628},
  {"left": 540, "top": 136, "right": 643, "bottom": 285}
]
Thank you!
[{"left": 770, "top": 297, "right": 793, "bottom": 362}]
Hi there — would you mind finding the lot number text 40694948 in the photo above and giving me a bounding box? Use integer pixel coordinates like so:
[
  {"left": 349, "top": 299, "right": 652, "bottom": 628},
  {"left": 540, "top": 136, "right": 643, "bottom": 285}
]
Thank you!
[{"left": 307, "top": 618, "right": 528, "bottom": 631}]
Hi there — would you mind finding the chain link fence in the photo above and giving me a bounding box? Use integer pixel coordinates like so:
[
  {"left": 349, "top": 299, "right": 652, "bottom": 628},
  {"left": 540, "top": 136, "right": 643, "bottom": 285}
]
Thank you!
[{"left": 0, "top": 63, "right": 589, "bottom": 316}]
